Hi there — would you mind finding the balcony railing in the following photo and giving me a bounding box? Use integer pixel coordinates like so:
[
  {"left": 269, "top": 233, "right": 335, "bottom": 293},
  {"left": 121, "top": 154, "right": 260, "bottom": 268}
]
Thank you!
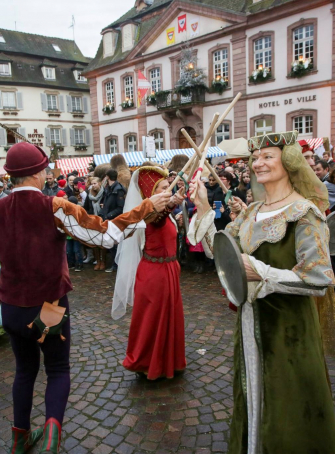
[{"left": 156, "top": 87, "right": 206, "bottom": 110}]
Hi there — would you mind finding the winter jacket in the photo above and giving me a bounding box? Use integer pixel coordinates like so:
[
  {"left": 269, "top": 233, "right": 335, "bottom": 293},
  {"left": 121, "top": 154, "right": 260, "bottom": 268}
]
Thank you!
[
  {"left": 99, "top": 181, "right": 126, "bottom": 220},
  {"left": 42, "top": 182, "right": 59, "bottom": 197}
]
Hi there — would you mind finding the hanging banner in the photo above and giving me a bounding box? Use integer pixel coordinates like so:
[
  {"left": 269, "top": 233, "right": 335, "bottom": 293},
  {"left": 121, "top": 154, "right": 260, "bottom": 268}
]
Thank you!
[
  {"left": 137, "top": 70, "right": 151, "bottom": 107},
  {"left": 190, "top": 17, "right": 199, "bottom": 38},
  {"left": 166, "top": 27, "right": 175, "bottom": 45},
  {"left": 178, "top": 14, "right": 187, "bottom": 33}
]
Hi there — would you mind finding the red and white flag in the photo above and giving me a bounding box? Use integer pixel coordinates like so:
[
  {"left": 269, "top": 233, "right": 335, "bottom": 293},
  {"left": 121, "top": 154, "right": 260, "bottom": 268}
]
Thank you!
[
  {"left": 178, "top": 14, "right": 187, "bottom": 33},
  {"left": 137, "top": 70, "right": 151, "bottom": 107}
]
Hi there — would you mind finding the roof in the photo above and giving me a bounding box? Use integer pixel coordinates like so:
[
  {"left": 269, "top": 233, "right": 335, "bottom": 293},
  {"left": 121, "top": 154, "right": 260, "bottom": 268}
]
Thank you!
[
  {"left": 0, "top": 54, "right": 89, "bottom": 91},
  {"left": 0, "top": 28, "right": 87, "bottom": 63}
]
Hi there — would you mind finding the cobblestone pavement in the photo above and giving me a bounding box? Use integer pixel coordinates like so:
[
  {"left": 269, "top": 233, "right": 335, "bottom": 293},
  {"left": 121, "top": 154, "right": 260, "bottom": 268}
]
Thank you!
[{"left": 1, "top": 268, "right": 335, "bottom": 454}]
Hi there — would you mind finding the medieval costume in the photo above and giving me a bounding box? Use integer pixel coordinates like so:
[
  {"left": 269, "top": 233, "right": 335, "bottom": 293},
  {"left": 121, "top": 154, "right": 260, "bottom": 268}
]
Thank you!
[
  {"left": 188, "top": 132, "right": 335, "bottom": 454},
  {"left": 114, "top": 167, "right": 186, "bottom": 380},
  {"left": 0, "top": 143, "right": 161, "bottom": 454}
]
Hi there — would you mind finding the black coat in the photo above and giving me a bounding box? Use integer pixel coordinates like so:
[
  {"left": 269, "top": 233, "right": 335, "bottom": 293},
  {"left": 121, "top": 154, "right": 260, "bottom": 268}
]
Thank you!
[
  {"left": 205, "top": 182, "right": 224, "bottom": 207},
  {"left": 42, "top": 182, "right": 59, "bottom": 197},
  {"left": 99, "top": 181, "right": 126, "bottom": 220}
]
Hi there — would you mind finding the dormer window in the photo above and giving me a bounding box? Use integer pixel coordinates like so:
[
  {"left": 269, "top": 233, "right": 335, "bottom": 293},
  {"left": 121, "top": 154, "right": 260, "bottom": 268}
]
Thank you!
[
  {"left": 103, "top": 31, "right": 117, "bottom": 58},
  {"left": 122, "top": 24, "right": 136, "bottom": 52},
  {"left": 43, "top": 67, "right": 56, "bottom": 80},
  {"left": 52, "top": 44, "right": 61, "bottom": 52},
  {"left": 0, "top": 63, "right": 11, "bottom": 76},
  {"left": 0, "top": 35, "right": 5, "bottom": 43},
  {"left": 73, "top": 70, "right": 87, "bottom": 82}
]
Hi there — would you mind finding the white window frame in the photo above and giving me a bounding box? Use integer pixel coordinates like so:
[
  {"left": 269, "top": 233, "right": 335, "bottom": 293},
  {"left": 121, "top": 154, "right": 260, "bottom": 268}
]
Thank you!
[
  {"left": 76, "top": 71, "right": 87, "bottom": 82},
  {"left": 153, "top": 131, "right": 164, "bottom": 150},
  {"left": 2, "top": 92, "right": 16, "bottom": 109},
  {"left": 74, "top": 128, "right": 85, "bottom": 145},
  {"left": 50, "top": 128, "right": 61, "bottom": 144},
  {"left": 150, "top": 68, "right": 161, "bottom": 93},
  {"left": 44, "top": 67, "right": 55, "bottom": 80},
  {"left": 124, "top": 76, "right": 134, "bottom": 100},
  {"left": 293, "top": 115, "right": 313, "bottom": 135},
  {"left": 109, "top": 138, "right": 118, "bottom": 153},
  {"left": 254, "top": 36, "right": 272, "bottom": 70},
  {"left": 71, "top": 96, "right": 82, "bottom": 112},
  {"left": 213, "top": 49, "right": 228, "bottom": 80},
  {"left": 47, "top": 94, "right": 58, "bottom": 111},
  {"left": 127, "top": 135, "right": 137, "bottom": 152},
  {"left": 255, "top": 118, "right": 273, "bottom": 136},
  {"left": 215, "top": 123, "right": 230, "bottom": 144},
  {"left": 293, "top": 25, "right": 314, "bottom": 62},
  {"left": 106, "top": 81, "right": 114, "bottom": 104},
  {"left": 0, "top": 63, "right": 11, "bottom": 76}
]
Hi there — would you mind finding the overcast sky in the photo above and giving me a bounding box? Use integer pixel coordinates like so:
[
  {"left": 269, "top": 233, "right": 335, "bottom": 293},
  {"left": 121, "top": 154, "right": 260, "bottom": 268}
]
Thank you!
[{"left": 1, "top": 0, "right": 135, "bottom": 58}]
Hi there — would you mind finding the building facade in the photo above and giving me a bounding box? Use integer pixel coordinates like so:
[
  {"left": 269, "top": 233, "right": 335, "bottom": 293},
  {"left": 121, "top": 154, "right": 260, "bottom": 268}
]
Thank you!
[
  {"left": 85, "top": 0, "right": 335, "bottom": 156},
  {"left": 0, "top": 29, "right": 93, "bottom": 167}
]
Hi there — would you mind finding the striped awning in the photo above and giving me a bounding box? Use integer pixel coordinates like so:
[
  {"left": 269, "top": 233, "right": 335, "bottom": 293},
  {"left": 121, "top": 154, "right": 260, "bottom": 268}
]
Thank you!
[
  {"left": 156, "top": 147, "right": 226, "bottom": 161},
  {"left": 55, "top": 157, "right": 93, "bottom": 177},
  {"left": 94, "top": 152, "right": 164, "bottom": 167},
  {"left": 306, "top": 138, "right": 324, "bottom": 150}
]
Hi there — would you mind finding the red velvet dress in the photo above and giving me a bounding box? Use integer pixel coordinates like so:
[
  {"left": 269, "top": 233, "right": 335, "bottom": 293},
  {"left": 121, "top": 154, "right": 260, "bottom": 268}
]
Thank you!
[{"left": 123, "top": 216, "right": 186, "bottom": 379}]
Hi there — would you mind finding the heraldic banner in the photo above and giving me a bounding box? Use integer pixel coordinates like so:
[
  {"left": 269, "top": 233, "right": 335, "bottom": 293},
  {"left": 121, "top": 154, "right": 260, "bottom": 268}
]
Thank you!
[
  {"left": 178, "top": 14, "right": 187, "bottom": 33},
  {"left": 190, "top": 17, "right": 199, "bottom": 38},
  {"left": 166, "top": 27, "right": 175, "bottom": 45}
]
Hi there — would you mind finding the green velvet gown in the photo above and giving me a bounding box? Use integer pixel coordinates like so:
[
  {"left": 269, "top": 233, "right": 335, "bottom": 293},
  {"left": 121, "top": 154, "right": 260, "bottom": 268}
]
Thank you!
[{"left": 228, "top": 222, "right": 335, "bottom": 454}]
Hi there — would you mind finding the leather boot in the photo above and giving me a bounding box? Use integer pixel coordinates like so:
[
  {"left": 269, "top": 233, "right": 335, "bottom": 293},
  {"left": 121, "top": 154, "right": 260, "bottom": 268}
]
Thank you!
[
  {"left": 39, "top": 418, "right": 61, "bottom": 454},
  {"left": 99, "top": 249, "right": 106, "bottom": 271},
  {"left": 9, "top": 426, "right": 43, "bottom": 454},
  {"left": 93, "top": 248, "right": 101, "bottom": 271}
]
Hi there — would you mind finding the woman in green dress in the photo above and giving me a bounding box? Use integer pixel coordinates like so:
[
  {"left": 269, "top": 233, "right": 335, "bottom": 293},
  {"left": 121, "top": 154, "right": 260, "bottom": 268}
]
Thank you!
[{"left": 188, "top": 131, "right": 335, "bottom": 454}]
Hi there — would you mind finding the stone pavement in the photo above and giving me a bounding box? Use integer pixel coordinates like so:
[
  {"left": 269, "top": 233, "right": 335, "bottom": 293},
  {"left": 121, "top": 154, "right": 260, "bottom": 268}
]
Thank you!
[{"left": 0, "top": 268, "right": 335, "bottom": 454}]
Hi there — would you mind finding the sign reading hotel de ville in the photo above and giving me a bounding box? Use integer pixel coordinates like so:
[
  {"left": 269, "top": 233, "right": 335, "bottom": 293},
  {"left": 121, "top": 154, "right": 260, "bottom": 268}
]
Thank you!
[
  {"left": 259, "top": 95, "right": 317, "bottom": 109},
  {"left": 27, "top": 129, "right": 44, "bottom": 147}
]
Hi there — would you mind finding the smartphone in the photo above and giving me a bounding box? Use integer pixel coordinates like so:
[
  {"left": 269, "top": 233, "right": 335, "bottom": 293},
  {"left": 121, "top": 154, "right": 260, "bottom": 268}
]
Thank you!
[
  {"left": 214, "top": 200, "right": 222, "bottom": 219},
  {"left": 78, "top": 182, "right": 86, "bottom": 191}
]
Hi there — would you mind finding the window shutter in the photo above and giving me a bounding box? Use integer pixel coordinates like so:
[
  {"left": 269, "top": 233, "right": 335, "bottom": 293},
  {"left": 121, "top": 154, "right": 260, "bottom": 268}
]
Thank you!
[
  {"left": 0, "top": 127, "right": 6, "bottom": 146},
  {"left": 45, "top": 128, "right": 51, "bottom": 146},
  {"left": 0, "top": 91, "right": 2, "bottom": 109},
  {"left": 17, "top": 92, "right": 23, "bottom": 109},
  {"left": 58, "top": 95, "right": 65, "bottom": 112},
  {"left": 41, "top": 93, "right": 47, "bottom": 111},
  {"left": 18, "top": 128, "right": 26, "bottom": 142},
  {"left": 83, "top": 97, "right": 88, "bottom": 114},
  {"left": 85, "top": 129, "right": 91, "bottom": 146},
  {"left": 66, "top": 95, "right": 72, "bottom": 112},
  {"left": 70, "top": 129, "right": 75, "bottom": 146},
  {"left": 62, "top": 129, "right": 67, "bottom": 146}
]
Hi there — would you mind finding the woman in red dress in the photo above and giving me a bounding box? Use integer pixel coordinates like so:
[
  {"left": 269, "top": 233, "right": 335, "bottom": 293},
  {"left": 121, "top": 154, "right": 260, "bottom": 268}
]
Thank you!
[{"left": 122, "top": 166, "right": 186, "bottom": 380}]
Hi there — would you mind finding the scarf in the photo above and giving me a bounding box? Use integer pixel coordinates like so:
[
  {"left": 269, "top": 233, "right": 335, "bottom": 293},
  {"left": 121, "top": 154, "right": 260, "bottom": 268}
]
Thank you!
[{"left": 89, "top": 186, "right": 104, "bottom": 215}]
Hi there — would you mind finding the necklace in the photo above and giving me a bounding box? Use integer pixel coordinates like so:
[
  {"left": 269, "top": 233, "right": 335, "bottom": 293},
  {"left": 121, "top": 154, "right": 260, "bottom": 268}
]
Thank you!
[{"left": 263, "top": 188, "right": 294, "bottom": 206}]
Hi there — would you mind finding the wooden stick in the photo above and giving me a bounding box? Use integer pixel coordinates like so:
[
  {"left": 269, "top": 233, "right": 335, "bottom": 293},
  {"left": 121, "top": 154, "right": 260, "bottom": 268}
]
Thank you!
[
  {"left": 213, "top": 92, "right": 242, "bottom": 132},
  {"left": 180, "top": 129, "right": 229, "bottom": 194},
  {"left": 167, "top": 152, "right": 197, "bottom": 192}
]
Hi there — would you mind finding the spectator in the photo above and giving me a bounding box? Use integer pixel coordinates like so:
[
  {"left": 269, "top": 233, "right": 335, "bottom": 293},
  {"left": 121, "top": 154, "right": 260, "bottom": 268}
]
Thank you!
[
  {"left": 73, "top": 177, "right": 87, "bottom": 206},
  {"left": 42, "top": 171, "right": 59, "bottom": 196},
  {"left": 237, "top": 159, "right": 246, "bottom": 170},
  {"left": 237, "top": 169, "right": 251, "bottom": 200},
  {"left": 0, "top": 180, "right": 8, "bottom": 199},
  {"left": 205, "top": 174, "right": 223, "bottom": 207},
  {"left": 215, "top": 162, "right": 224, "bottom": 172},
  {"left": 0, "top": 178, "right": 10, "bottom": 195},
  {"left": 58, "top": 179, "right": 67, "bottom": 190},
  {"left": 168, "top": 171, "right": 177, "bottom": 185},
  {"left": 66, "top": 197, "right": 84, "bottom": 272},
  {"left": 56, "top": 190, "right": 68, "bottom": 200},
  {"left": 325, "top": 166, "right": 335, "bottom": 212},
  {"left": 323, "top": 151, "right": 335, "bottom": 167},
  {"left": 65, "top": 174, "right": 75, "bottom": 198},
  {"left": 314, "top": 160, "right": 330, "bottom": 182},
  {"left": 299, "top": 140, "right": 315, "bottom": 167},
  {"left": 99, "top": 169, "right": 126, "bottom": 272},
  {"left": 224, "top": 165, "right": 240, "bottom": 190},
  {"left": 246, "top": 188, "right": 254, "bottom": 205}
]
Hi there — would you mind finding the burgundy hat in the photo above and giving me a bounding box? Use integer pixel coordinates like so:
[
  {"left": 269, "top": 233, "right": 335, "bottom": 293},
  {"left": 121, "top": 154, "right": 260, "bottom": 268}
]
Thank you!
[
  {"left": 4, "top": 142, "right": 49, "bottom": 177},
  {"left": 58, "top": 179, "right": 66, "bottom": 188}
]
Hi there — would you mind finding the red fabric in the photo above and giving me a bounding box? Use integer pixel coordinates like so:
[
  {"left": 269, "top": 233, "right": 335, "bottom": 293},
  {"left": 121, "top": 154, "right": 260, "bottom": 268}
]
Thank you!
[
  {"left": 56, "top": 190, "right": 66, "bottom": 197},
  {"left": 298, "top": 139, "right": 313, "bottom": 154},
  {"left": 138, "top": 168, "right": 166, "bottom": 198},
  {"left": 123, "top": 217, "right": 186, "bottom": 379},
  {"left": 0, "top": 191, "right": 72, "bottom": 307},
  {"left": 58, "top": 180, "right": 66, "bottom": 188}
]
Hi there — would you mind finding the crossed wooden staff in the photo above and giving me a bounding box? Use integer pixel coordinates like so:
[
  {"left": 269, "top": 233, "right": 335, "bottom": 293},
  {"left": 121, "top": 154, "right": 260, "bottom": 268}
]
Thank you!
[{"left": 168, "top": 92, "right": 242, "bottom": 201}]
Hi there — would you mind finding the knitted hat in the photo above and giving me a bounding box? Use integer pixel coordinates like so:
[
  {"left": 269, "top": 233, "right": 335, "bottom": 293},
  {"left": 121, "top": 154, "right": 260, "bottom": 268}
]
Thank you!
[
  {"left": 298, "top": 139, "right": 313, "bottom": 154},
  {"left": 138, "top": 166, "right": 168, "bottom": 199},
  {"left": 56, "top": 190, "right": 66, "bottom": 197},
  {"left": 58, "top": 179, "right": 66, "bottom": 188},
  {"left": 4, "top": 142, "right": 49, "bottom": 177},
  {"left": 68, "top": 196, "right": 78, "bottom": 204}
]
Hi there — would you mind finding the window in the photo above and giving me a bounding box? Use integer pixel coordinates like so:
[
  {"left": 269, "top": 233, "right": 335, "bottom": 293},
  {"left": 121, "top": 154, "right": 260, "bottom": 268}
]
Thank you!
[
  {"left": 150, "top": 68, "right": 161, "bottom": 93},
  {"left": 109, "top": 138, "right": 118, "bottom": 153},
  {"left": 77, "top": 71, "right": 87, "bottom": 82},
  {"left": 71, "top": 96, "right": 82, "bottom": 112},
  {"left": 153, "top": 131, "right": 164, "bottom": 150},
  {"left": 293, "top": 25, "right": 314, "bottom": 62},
  {"left": 47, "top": 94, "right": 57, "bottom": 111},
  {"left": 213, "top": 49, "right": 228, "bottom": 80},
  {"left": 2, "top": 92, "right": 16, "bottom": 109},
  {"left": 0, "top": 34, "right": 5, "bottom": 43},
  {"left": 74, "top": 129, "right": 84, "bottom": 145},
  {"left": 294, "top": 115, "right": 313, "bottom": 135},
  {"left": 254, "top": 36, "right": 272, "bottom": 70},
  {"left": 50, "top": 128, "right": 61, "bottom": 144},
  {"left": 124, "top": 76, "right": 133, "bottom": 100},
  {"left": 52, "top": 44, "right": 61, "bottom": 52},
  {"left": 6, "top": 127, "right": 18, "bottom": 145},
  {"left": 0, "top": 63, "right": 11, "bottom": 76},
  {"left": 215, "top": 123, "right": 230, "bottom": 144},
  {"left": 255, "top": 118, "right": 273, "bottom": 136},
  {"left": 44, "top": 67, "right": 55, "bottom": 80},
  {"left": 127, "top": 135, "right": 137, "bottom": 152},
  {"left": 106, "top": 81, "right": 114, "bottom": 104}
]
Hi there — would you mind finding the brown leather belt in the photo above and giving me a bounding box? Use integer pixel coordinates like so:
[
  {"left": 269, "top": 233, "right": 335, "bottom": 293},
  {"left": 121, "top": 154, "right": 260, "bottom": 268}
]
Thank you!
[{"left": 143, "top": 252, "right": 177, "bottom": 263}]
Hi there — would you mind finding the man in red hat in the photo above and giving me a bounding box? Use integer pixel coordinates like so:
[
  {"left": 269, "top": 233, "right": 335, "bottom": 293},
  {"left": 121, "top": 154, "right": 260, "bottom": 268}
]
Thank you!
[
  {"left": 0, "top": 142, "right": 171, "bottom": 454},
  {"left": 298, "top": 139, "right": 315, "bottom": 167}
]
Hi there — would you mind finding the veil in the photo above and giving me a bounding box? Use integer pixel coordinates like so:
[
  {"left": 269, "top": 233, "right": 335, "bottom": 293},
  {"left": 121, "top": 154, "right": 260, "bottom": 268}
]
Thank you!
[{"left": 112, "top": 170, "right": 146, "bottom": 320}]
